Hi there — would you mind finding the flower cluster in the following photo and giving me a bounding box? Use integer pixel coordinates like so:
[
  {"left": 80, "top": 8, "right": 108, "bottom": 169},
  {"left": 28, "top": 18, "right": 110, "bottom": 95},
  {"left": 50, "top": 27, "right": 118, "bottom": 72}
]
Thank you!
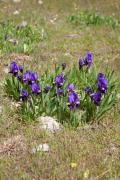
[
  {"left": 79, "top": 52, "right": 92, "bottom": 69},
  {"left": 85, "top": 73, "right": 108, "bottom": 106},
  {"left": 7, "top": 51, "right": 112, "bottom": 126},
  {"left": 9, "top": 61, "right": 40, "bottom": 100},
  {"left": 9, "top": 61, "right": 23, "bottom": 76}
]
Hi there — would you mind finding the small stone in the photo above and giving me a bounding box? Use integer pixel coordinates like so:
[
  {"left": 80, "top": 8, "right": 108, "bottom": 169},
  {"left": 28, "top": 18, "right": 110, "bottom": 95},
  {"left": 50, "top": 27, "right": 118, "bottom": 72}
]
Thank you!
[
  {"left": 38, "top": 0, "right": 43, "bottom": 5},
  {"left": 39, "top": 116, "right": 60, "bottom": 133},
  {"left": 32, "top": 143, "right": 49, "bottom": 153},
  {"left": 0, "top": 106, "right": 3, "bottom": 114},
  {"left": 13, "top": 10, "right": 20, "bottom": 15},
  {"left": 13, "top": 0, "right": 21, "bottom": 3},
  {"left": 17, "top": 21, "right": 28, "bottom": 29}
]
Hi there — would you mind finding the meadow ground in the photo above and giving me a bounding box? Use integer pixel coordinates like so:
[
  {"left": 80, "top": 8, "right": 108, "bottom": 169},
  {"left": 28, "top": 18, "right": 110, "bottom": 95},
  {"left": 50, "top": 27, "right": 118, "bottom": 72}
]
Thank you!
[{"left": 0, "top": 0, "right": 120, "bottom": 179}]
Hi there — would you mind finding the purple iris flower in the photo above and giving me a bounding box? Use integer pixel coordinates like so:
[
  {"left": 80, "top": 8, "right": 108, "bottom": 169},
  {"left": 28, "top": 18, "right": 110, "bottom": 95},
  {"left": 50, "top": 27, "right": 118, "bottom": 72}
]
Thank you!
[
  {"left": 67, "top": 83, "right": 75, "bottom": 92},
  {"left": 23, "top": 71, "right": 31, "bottom": 84},
  {"left": 17, "top": 74, "right": 23, "bottom": 82},
  {"left": 67, "top": 92, "right": 80, "bottom": 110},
  {"left": 19, "top": 65, "right": 24, "bottom": 73},
  {"left": 56, "top": 89, "right": 64, "bottom": 96},
  {"left": 79, "top": 58, "right": 84, "bottom": 69},
  {"left": 54, "top": 74, "right": 64, "bottom": 87},
  {"left": 84, "top": 52, "right": 92, "bottom": 67},
  {"left": 9, "top": 61, "right": 19, "bottom": 76},
  {"left": 97, "top": 78, "right": 108, "bottom": 94},
  {"left": 90, "top": 92, "right": 102, "bottom": 106},
  {"left": 44, "top": 86, "right": 51, "bottom": 93},
  {"left": 19, "top": 89, "right": 28, "bottom": 101},
  {"left": 84, "top": 86, "right": 93, "bottom": 95},
  {"left": 97, "top": 73, "right": 105, "bottom": 81},
  {"left": 30, "top": 83, "right": 40, "bottom": 94},
  {"left": 62, "top": 63, "right": 66, "bottom": 70},
  {"left": 30, "top": 72, "right": 38, "bottom": 83}
]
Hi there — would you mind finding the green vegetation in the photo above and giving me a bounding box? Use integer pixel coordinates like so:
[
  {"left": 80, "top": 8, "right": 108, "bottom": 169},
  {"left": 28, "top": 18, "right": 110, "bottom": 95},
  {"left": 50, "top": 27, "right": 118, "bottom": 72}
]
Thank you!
[
  {"left": 5, "top": 60, "right": 117, "bottom": 127},
  {"left": 0, "top": 20, "right": 45, "bottom": 54},
  {"left": 67, "top": 11, "right": 119, "bottom": 28}
]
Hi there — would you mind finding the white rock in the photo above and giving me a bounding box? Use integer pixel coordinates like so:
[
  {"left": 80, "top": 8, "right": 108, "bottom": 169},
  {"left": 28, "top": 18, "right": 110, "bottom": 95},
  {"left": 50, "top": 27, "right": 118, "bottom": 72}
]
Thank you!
[
  {"left": 38, "top": 0, "right": 43, "bottom": 5},
  {"left": 13, "top": 0, "right": 21, "bottom": 3},
  {"left": 0, "top": 106, "right": 3, "bottom": 114},
  {"left": 32, "top": 143, "right": 49, "bottom": 153},
  {"left": 13, "top": 10, "right": 20, "bottom": 15},
  {"left": 39, "top": 116, "right": 60, "bottom": 133},
  {"left": 17, "top": 21, "right": 28, "bottom": 29}
]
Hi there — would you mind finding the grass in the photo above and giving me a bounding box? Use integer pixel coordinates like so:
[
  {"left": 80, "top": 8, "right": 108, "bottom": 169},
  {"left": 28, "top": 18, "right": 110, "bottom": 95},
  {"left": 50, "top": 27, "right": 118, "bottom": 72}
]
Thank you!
[
  {"left": 67, "top": 11, "right": 119, "bottom": 29},
  {"left": 0, "top": 20, "right": 46, "bottom": 55},
  {"left": 0, "top": 0, "right": 120, "bottom": 179}
]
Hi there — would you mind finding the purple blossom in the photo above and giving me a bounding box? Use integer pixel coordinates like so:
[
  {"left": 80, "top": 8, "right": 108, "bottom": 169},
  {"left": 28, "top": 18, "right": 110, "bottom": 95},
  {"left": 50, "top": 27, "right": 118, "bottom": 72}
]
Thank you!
[
  {"left": 19, "top": 89, "right": 28, "bottom": 101},
  {"left": 30, "top": 83, "right": 40, "bottom": 94},
  {"left": 56, "top": 89, "right": 64, "bottom": 96},
  {"left": 62, "top": 63, "right": 66, "bottom": 70},
  {"left": 54, "top": 74, "right": 64, "bottom": 87},
  {"left": 84, "top": 86, "right": 93, "bottom": 95},
  {"left": 17, "top": 74, "right": 23, "bottom": 82},
  {"left": 67, "top": 92, "right": 80, "bottom": 110},
  {"left": 44, "top": 86, "right": 51, "bottom": 93},
  {"left": 84, "top": 52, "right": 92, "bottom": 67},
  {"left": 67, "top": 83, "right": 75, "bottom": 92},
  {"left": 23, "top": 71, "right": 31, "bottom": 84},
  {"left": 97, "top": 78, "right": 108, "bottom": 94},
  {"left": 97, "top": 73, "right": 105, "bottom": 81},
  {"left": 19, "top": 65, "right": 24, "bottom": 73},
  {"left": 9, "top": 61, "right": 19, "bottom": 76},
  {"left": 90, "top": 92, "right": 102, "bottom": 106},
  {"left": 30, "top": 72, "right": 38, "bottom": 83},
  {"left": 79, "top": 58, "right": 84, "bottom": 69}
]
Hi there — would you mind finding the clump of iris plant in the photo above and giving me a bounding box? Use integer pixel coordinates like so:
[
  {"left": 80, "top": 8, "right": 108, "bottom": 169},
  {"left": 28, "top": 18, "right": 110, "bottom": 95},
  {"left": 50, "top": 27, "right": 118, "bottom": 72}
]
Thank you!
[{"left": 6, "top": 52, "right": 116, "bottom": 127}]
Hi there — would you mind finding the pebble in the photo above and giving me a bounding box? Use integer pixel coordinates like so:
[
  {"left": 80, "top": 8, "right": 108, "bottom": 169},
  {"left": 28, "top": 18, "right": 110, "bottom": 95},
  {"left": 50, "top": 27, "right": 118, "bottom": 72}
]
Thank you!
[
  {"left": 32, "top": 143, "right": 49, "bottom": 153},
  {"left": 0, "top": 106, "right": 3, "bottom": 114},
  {"left": 17, "top": 21, "right": 28, "bottom": 29},
  {"left": 38, "top": 0, "right": 43, "bottom": 5},
  {"left": 13, "top": 0, "right": 21, "bottom": 3},
  {"left": 13, "top": 10, "right": 20, "bottom": 15},
  {"left": 39, "top": 116, "right": 61, "bottom": 133}
]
